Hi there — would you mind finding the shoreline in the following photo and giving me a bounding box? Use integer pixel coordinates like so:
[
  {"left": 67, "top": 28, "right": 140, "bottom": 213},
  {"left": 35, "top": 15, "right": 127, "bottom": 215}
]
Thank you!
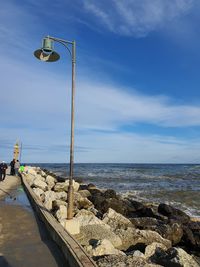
[{"left": 21, "top": 166, "right": 200, "bottom": 267}]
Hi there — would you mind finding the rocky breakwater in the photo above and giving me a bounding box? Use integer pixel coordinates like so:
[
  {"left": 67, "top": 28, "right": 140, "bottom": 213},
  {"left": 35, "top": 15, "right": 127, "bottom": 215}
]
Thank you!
[{"left": 22, "top": 167, "right": 200, "bottom": 267}]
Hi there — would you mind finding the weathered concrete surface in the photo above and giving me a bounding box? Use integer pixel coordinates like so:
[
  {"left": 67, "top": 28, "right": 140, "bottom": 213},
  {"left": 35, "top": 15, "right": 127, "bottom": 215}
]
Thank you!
[
  {"left": 0, "top": 189, "right": 68, "bottom": 267},
  {"left": 21, "top": 174, "right": 97, "bottom": 267},
  {"left": 0, "top": 169, "right": 20, "bottom": 199},
  {"left": 0, "top": 168, "right": 68, "bottom": 266}
]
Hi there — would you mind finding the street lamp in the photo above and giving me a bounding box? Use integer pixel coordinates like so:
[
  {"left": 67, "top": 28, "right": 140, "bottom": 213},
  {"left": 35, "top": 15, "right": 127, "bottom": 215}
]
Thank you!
[{"left": 34, "top": 36, "right": 76, "bottom": 220}]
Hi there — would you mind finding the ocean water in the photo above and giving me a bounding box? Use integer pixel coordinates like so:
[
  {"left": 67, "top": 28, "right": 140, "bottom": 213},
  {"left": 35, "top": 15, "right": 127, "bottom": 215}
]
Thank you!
[{"left": 31, "top": 163, "right": 200, "bottom": 217}]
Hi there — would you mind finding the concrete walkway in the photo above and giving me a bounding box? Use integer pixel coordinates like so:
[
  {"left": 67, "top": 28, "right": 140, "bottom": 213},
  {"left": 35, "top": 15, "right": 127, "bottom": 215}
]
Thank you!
[
  {"left": 0, "top": 170, "right": 68, "bottom": 267},
  {"left": 0, "top": 170, "right": 20, "bottom": 199}
]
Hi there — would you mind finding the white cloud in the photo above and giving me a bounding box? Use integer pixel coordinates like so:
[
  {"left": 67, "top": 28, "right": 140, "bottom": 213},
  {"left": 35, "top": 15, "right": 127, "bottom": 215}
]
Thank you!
[
  {"left": 76, "top": 81, "right": 200, "bottom": 129},
  {"left": 1, "top": 53, "right": 200, "bottom": 162},
  {"left": 82, "top": 0, "right": 195, "bottom": 36}
]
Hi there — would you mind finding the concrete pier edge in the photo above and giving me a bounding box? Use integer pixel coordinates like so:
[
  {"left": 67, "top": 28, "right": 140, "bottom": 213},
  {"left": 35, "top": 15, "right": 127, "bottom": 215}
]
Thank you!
[{"left": 21, "top": 174, "right": 97, "bottom": 267}]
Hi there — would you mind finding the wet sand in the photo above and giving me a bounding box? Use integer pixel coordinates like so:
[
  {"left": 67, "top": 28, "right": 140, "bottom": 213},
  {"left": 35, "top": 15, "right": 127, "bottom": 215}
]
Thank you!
[{"left": 0, "top": 177, "right": 68, "bottom": 267}]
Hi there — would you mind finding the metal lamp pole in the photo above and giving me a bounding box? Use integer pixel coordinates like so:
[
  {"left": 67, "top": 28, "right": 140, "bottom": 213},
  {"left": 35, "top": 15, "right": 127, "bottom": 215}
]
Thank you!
[{"left": 34, "top": 36, "right": 76, "bottom": 219}]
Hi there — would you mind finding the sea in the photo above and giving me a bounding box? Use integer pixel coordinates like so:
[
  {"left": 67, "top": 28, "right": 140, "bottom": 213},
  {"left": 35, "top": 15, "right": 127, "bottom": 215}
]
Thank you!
[{"left": 30, "top": 163, "right": 200, "bottom": 218}]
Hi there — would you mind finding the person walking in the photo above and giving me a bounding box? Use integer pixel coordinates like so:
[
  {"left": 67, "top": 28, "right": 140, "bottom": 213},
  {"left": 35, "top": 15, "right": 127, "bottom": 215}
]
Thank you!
[
  {"left": 0, "top": 161, "right": 8, "bottom": 181},
  {"left": 14, "top": 160, "right": 20, "bottom": 176},
  {"left": 10, "top": 159, "right": 15, "bottom": 175}
]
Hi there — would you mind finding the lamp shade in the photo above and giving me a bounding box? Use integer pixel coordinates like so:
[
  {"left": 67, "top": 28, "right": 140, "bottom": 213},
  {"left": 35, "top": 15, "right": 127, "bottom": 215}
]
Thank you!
[
  {"left": 34, "top": 37, "right": 60, "bottom": 62},
  {"left": 34, "top": 49, "right": 60, "bottom": 62}
]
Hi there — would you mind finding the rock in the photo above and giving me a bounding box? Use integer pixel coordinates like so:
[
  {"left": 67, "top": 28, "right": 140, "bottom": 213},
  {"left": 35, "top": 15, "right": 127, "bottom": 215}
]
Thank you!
[
  {"left": 79, "top": 224, "right": 122, "bottom": 248},
  {"left": 55, "top": 205, "right": 68, "bottom": 221},
  {"left": 96, "top": 254, "right": 163, "bottom": 267},
  {"left": 132, "top": 250, "right": 145, "bottom": 257},
  {"left": 89, "top": 195, "right": 130, "bottom": 217},
  {"left": 150, "top": 247, "right": 199, "bottom": 267},
  {"left": 46, "top": 175, "right": 56, "bottom": 190},
  {"left": 44, "top": 190, "right": 57, "bottom": 210},
  {"left": 33, "top": 178, "right": 48, "bottom": 191},
  {"left": 25, "top": 167, "right": 37, "bottom": 176},
  {"left": 35, "top": 174, "right": 46, "bottom": 182},
  {"left": 102, "top": 208, "right": 133, "bottom": 230},
  {"left": 86, "top": 239, "right": 125, "bottom": 257},
  {"left": 158, "top": 203, "right": 190, "bottom": 224},
  {"left": 145, "top": 242, "right": 167, "bottom": 259},
  {"left": 78, "top": 197, "right": 94, "bottom": 210},
  {"left": 32, "top": 188, "right": 45, "bottom": 202},
  {"left": 25, "top": 174, "right": 36, "bottom": 186},
  {"left": 75, "top": 209, "right": 110, "bottom": 228},
  {"left": 128, "top": 199, "right": 145, "bottom": 212},
  {"left": 78, "top": 190, "right": 91, "bottom": 198},
  {"left": 87, "top": 183, "right": 96, "bottom": 190},
  {"left": 131, "top": 217, "right": 183, "bottom": 245},
  {"left": 54, "top": 182, "right": 68, "bottom": 192},
  {"left": 103, "top": 189, "right": 118, "bottom": 199},
  {"left": 52, "top": 200, "right": 67, "bottom": 209},
  {"left": 34, "top": 167, "right": 46, "bottom": 177},
  {"left": 55, "top": 192, "right": 67, "bottom": 201},
  {"left": 115, "top": 227, "right": 171, "bottom": 251},
  {"left": 65, "top": 179, "right": 80, "bottom": 192},
  {"left": 183, "top": 221, "right": 200, "bottom": 249}
]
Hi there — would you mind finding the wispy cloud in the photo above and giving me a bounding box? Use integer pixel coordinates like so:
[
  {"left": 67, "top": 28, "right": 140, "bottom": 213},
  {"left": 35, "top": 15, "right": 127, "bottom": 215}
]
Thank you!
[
  {"left": 77, "top": 81, "right": 200, "bottom": 129},
  {"left": 82, "top": 0, "right": 195, "bottom": 36}
]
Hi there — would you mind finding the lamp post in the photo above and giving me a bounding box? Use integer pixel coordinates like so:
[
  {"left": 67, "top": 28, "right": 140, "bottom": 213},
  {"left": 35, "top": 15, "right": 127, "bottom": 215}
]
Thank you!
[{"left": 34, "top": 36, "right": 76, "bottom": 219}]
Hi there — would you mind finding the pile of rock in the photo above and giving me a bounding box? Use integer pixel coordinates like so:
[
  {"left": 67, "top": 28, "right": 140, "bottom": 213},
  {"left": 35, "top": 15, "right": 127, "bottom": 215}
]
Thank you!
[{"left": 22, "top": 167, "right": 200, "bottom": 267}]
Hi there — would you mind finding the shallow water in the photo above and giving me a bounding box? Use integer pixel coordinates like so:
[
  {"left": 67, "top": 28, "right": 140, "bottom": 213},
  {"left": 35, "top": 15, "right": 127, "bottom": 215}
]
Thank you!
[{"left": 32, "top": 163, "right": 200, "bottom": 217}]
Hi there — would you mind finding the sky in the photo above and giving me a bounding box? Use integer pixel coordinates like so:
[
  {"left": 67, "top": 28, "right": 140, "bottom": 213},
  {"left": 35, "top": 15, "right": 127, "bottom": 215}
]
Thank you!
[{"left": 1, "top": 0, "right": 200, "bottom": 163}]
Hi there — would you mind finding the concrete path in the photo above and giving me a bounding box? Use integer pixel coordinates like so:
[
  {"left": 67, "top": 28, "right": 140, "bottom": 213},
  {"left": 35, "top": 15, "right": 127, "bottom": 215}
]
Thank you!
[
  {"left": 0, "top": 170, "right": 20, "bottom": 199},
  {"left": 0, "top": 169, "right": 69, "bottom": 267}
]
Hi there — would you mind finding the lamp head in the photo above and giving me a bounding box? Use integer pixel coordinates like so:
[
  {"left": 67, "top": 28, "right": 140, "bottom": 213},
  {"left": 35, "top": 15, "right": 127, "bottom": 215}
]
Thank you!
[{"left": 34, "top": 37, "right": 60, "bottom": 62}]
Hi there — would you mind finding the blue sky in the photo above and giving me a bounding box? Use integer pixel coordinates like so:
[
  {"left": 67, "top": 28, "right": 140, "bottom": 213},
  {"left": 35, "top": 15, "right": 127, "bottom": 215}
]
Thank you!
[{"left": 1, "top": 0, "right": 200, "bottom": 163}]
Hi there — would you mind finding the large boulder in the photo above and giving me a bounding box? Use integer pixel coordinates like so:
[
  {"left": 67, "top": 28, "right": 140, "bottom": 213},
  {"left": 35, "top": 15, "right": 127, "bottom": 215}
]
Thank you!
[
  {"left": 52, "top": 200, "right": 67, "bottom": 209},
  {"left": 96, "top": 254, "right": 163, "bottom": 267},
  {"left": 25, "top": 174, "right": 36, "bottom": 186},
  {"left": 103, "top": 189, "right": 118, "bottom": 199},
  {"left": 55, "top": 192, "right": 67, "bottom": 201},
  {"left": 55, "top": 205, "right": 68, "bottom": 221},
  {"left": 44, "top": 190, "right": 57, "bottom": 210},
  {"left": 150, "top": 247, "right": 199, "bottom": 267},
  {"left": 78, "top": 190, "right": 91, "bottom": 198},
  {"left": 79, "top": 224, "right": 122, "bottom": 248},
  {"left": 131, "top": 217, "right": 183, "bottom": 245},
  {"left": 78, "top": 197, "right": 93, "bottom": 210},
  {"left": 115, "top": 227, "right": 171, "bottom": 251},
  {"left": 33, "top": 188, "right": 45, "bottom": 202},
  {"left": 89, "top": 195, "right": 131, "bottom": 216},
  {"left": 145, "top": 242, "right": 168, "bottom": 259},
  {"left": 102, "top": 208, "right": 133, "bottom": 230},
  {"left": 75, "top": 209, "right": 110, "bottom": 228},
  {"left": 65, "top": 179, "right": 80, "bottom": 192},
  {"left": 33, "top": 178, "right": 48, "bottom": 191},
  {"left": 54, "top": 182, "right": 68, "bottom": 192},
  {"left": 85, "top": 239, "right": 125, "bottom": 257},
  {"left": 25, "top": 167, "right": 37, "bottom": 176},
  {"left": 182, "top": 221, "right": 200, "bottom": 250},
  {"left": 46, "top": 175, "right": 56, "bottom": 190},
  {"left": 158, "top": 203, "right": 190, "bottom": 224}
]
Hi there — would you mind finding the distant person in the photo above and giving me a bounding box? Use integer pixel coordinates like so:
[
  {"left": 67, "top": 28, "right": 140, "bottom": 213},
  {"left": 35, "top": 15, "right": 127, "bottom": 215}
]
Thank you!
[
  {"left": 0, "top": 161, "right": 8, "bottom": 181},
  {"left": 10, "top": 159, "right": 15, "bottom": 175},
  {"left": 14, "top": 160, "right": 20, "bottom": 176}
]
